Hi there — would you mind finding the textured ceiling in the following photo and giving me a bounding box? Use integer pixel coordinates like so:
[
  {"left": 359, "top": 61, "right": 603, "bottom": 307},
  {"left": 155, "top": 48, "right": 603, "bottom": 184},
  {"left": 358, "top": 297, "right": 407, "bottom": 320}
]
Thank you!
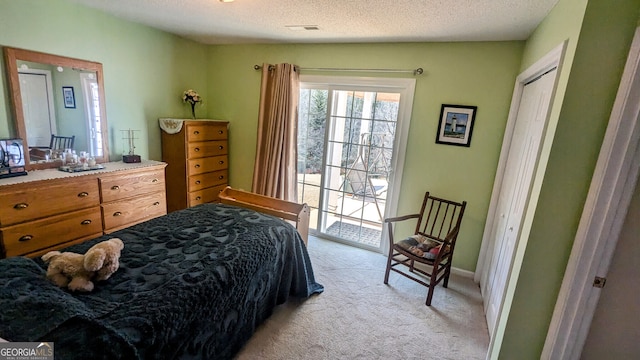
[{"left": 70, "top": 0, "right": 559, "bottom": 44}]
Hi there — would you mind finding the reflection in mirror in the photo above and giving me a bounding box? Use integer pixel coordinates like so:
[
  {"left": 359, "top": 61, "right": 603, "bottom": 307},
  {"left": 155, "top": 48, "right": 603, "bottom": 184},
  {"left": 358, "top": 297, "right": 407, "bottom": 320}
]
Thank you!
[{"left": 3, "top": 47, "right": 109, "bottom": 170}]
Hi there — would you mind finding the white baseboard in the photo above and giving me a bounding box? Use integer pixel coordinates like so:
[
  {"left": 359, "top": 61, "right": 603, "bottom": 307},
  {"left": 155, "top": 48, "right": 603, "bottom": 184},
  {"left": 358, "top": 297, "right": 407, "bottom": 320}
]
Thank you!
[{"left": 452, "top": 266, "right": 475, "bottom": 279}]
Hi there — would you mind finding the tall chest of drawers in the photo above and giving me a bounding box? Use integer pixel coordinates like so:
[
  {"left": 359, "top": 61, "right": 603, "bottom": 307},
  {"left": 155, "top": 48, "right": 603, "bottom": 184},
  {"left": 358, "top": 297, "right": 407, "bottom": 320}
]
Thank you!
[
  {"left": 160, "top": 119, "right": 229, "bottom": 213},
  {"left": 0, "top": 161, "right": 167, "bottom": 258}
]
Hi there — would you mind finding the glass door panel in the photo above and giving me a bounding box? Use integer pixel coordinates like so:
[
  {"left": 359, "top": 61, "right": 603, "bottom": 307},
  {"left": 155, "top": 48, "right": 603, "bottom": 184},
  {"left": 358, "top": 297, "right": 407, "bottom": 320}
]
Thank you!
[{"left": 298, "top": 86, "right": 402, "bottom": 250}]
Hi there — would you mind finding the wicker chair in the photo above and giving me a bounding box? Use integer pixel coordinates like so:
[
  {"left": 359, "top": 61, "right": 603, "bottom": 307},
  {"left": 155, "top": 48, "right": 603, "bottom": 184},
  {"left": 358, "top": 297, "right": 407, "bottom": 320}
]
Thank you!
[{"left": 383, "top": 191, "right": 466, "bottom": 306}]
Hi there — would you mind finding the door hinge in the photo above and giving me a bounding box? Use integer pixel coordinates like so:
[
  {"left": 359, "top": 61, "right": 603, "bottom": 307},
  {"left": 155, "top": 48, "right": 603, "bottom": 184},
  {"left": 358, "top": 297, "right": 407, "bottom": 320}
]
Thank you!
[{"left": 593, "top": 276, "right": 607, "bottom": 288}]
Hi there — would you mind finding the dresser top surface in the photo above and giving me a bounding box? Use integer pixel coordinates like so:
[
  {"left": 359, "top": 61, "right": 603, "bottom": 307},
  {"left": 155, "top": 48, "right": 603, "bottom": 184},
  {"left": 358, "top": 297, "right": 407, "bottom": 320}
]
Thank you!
[
  {"left": 158, "top": 118, "right": 229, "bottom": 135},
  {"left": 0, "top": 160, "right": 166, "bottom": 187},
  {"left": 158, "top": 118, "right": 227, "bottom": 122}
]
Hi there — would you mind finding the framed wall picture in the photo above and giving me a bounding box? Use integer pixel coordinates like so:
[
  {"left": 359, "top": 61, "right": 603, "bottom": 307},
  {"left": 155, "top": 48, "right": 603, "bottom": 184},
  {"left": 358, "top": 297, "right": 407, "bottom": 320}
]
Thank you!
[
  {"left": 435, "top": 104, "right": 477, "bottom": 147},
  {"left": 62, "top": 86, "right": 76, "bottom": 108}
]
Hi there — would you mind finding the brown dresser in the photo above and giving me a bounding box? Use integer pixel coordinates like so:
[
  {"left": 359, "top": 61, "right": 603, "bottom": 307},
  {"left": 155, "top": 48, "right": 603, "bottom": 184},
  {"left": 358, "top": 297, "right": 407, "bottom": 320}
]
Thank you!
[
  {"left": 0, "top": 161, "right": 167, "bottom": 258},
  {"left": 160, "top": 119, "right": 229, "bottom": 213}
]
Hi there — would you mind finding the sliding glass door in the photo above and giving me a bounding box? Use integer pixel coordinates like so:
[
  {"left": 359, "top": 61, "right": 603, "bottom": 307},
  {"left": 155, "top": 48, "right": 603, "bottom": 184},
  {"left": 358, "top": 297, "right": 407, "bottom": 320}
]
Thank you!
[{"left": 298, "top": 76, "right": 415, "bottom": 252}]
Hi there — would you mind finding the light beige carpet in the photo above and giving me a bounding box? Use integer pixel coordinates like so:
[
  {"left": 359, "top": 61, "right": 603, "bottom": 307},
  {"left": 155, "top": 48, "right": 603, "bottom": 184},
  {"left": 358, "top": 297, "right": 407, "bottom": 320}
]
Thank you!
[{"left": 236, "top": 236, "right": 489, "bottom": 360}]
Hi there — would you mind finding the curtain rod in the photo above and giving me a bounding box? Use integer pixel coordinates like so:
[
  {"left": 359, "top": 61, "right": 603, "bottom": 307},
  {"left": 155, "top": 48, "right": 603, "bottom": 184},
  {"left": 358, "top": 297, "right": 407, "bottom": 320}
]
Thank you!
[{"left": 253, "top": 64, "right": 423, "bottom": 75}]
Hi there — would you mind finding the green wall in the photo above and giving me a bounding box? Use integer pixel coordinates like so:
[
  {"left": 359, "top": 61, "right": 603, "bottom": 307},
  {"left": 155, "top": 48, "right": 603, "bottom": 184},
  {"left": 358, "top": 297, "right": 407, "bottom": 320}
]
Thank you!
[
  {"left": 494, "top": 0, "right": 640, "bottom": 358},
  {"left": 0, "top": 0, "right": 210, "bottom": 161},
  {"left": 206, "top": 41, "right": 524, "bottom": 271}
]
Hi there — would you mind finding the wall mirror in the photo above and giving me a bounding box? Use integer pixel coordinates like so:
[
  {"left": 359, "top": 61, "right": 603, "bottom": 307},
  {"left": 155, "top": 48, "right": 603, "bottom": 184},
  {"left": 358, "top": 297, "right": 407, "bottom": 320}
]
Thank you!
[{"left": 4, "top": 47, "right": 109, "bottom": 170}]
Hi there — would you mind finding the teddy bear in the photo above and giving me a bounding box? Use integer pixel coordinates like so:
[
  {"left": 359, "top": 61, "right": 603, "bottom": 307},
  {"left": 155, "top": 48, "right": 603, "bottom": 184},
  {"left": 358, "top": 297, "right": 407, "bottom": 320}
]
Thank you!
[
  {"left": 41, "top": 238, "right": 125, "bottom": 292},
  {"left": 41, "top": 251, "right": 96, "bottom": 292},
  {"left": 83, "top": 238, "right": 124, "bottom": 281}
]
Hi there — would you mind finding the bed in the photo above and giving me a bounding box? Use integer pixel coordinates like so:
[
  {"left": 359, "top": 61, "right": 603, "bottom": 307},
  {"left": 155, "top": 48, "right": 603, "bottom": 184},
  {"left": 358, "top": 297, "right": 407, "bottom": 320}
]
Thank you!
[
  {"left": 218, "top": 186, "right": 310, "bottom": 244},
  {"left": 0, "top": 201, "right": 323, "bottom": 359}
]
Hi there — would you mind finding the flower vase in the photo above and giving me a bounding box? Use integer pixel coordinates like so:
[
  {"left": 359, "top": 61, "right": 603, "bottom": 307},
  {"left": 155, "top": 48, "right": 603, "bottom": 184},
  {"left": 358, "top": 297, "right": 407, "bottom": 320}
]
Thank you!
[{"left": 190, "top": 103, "right": 196, "bottom": 119}]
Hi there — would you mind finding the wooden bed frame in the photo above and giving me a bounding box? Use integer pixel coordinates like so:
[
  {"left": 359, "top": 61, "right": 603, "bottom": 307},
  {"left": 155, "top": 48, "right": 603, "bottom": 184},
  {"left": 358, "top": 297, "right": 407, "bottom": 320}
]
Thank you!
[{"left": 218, "top": 187, "right": 310, "bottom": 244}]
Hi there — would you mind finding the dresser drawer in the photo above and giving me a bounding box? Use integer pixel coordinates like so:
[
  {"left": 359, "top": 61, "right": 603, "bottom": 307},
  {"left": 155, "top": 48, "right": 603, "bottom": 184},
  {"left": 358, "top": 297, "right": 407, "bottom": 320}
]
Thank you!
[
  {"left": 188, "top": 170, "right": 227, "bottom": 192},
  {"left": 187, "top": 155, "right": 228, "bottom": 176},
  {"left": 102, "top": 191, "right": 167, "bottom": 232},
  {"left": 1, "top": 207, "right": 103, "bottom": 257},
  {"left": 188, "top": 184, "right": 227, "bottom": 206},
  {"left": 0, "top": 178, "right": 100, "bottom": 226},
  {"left": 100, "top": 168, "right": 166, "bottom": 203},
  {"left": 185, "top": 123, "right": 228, "bottom": 142},
  {"left": 187, "top": 140, "right": 227, "bottom": 159}
]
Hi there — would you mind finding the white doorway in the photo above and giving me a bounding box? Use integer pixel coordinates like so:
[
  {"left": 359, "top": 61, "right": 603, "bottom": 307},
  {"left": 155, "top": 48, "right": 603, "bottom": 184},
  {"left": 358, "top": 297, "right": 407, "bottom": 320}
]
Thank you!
[
  {"left": 80, "top": 72, "right": 104, "bottom": 157},
  {"left": 476, "top": 42, "right": 566, "bottom": 338},
  {"left": 580, "top": 177, "right": 640, "bottom": 359},
  {"left": 542, "top": 27, "right": 640, "bottom": 360},
  {"left": 18, "top": 69, "right": 57, "bottom": 147},
  {"left": 297, "top": 76, "right": 415, "bottom": 253}
]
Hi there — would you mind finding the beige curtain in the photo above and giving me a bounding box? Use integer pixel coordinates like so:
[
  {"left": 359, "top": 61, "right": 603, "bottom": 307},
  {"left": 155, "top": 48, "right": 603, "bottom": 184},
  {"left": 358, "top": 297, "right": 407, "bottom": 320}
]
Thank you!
[{"left": 251, "top": 63, "right": 299, "bottom": 201}]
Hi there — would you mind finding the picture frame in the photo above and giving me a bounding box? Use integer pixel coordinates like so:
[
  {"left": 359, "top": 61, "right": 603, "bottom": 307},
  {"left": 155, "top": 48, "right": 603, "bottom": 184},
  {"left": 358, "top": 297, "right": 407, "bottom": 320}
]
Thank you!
[
  {"left": 62, "top": 86, "right": 76, "bottom": 108},
  {"left": 0, "top": 138, "right": 27, "bottom": 178},
  {"left": 435, "top": 104, "right": 477, "bottom": 147}
]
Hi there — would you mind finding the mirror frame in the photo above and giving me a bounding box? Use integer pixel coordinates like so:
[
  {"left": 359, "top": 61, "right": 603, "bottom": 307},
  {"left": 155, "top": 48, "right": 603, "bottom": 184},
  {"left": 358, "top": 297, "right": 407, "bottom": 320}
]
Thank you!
[{"left": 3, "top": 46, "right": 110, "bottom": 170}]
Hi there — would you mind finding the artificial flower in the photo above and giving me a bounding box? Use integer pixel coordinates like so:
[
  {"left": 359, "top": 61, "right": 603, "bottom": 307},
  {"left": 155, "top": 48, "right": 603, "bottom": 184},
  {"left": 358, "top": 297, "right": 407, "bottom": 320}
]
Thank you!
[{"left": 182, "top": 89, "right": 202, "bottom": 105}]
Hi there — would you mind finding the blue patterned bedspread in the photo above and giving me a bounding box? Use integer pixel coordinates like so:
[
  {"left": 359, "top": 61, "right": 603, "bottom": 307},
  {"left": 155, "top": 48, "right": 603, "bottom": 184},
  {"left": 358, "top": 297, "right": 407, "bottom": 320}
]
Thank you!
[{"left": 0, "top": 203, "right": 323, "bottom": 359}]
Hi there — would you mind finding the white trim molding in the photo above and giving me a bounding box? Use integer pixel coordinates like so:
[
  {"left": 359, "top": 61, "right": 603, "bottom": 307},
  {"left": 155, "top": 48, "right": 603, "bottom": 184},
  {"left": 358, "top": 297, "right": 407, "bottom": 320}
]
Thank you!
[
  {"left": 452, "top": 266, "right": 475, "bottom": 279},
  {"left": 542, "top": 27, "right": 640, "bottom": 360}
]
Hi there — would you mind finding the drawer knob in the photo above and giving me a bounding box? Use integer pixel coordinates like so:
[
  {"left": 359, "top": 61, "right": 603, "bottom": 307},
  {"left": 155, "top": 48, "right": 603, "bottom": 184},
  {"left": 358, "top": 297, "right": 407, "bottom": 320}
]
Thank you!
[
  {"left": 152, "top": 178, "right": 158, "bottom": 183},
  {"left": 218, "top": 175, "right": 224, "bottom": 180},
  {"left": 218, "top": 160, "right": 224, "bottom": 165},
  {"left": 195, "top": 164, "right": 200, "bottom": 168},
  {"left": 113, "top": 211, "right": 122, "bottom": 217},
  {"left": 19, "top": 235, "right": 33, "bottom": 242},
  {"left": 13, "top": 203, "right": 29, "bottom": 210},
  {"left": 195, "top": 180, "right": 201, "bottom": 185},
  {"left": 218, "top": 130, "right": 223, "bottom": 134},
  {"left": 218, "top": 145, "right": 224, "bottom": 150},
  {"left": 194, "top": 147, "right": 200, "bottom": 152},
  {"left": 81, "top": 219, "right": 92, "bottom": 225},
  {"left": 78, "top": 192, "right": 89, "bottom": 198},
  {"left": 111, "top": 185, "right": 120, "bottom": 190},
  {"left": 153, "top": 201, "right": 160, "bottom": 206},
  {"left": 194, "top": 130, "right": 200, "bottom": 135},
  {"left": 195, "top": 196, "right": 201, "bottom": 201}
]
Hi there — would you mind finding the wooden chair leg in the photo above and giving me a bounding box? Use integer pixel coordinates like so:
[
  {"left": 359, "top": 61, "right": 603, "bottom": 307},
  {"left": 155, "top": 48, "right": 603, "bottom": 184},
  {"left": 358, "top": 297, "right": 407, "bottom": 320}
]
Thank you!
[
  {"left": 425, "top": 272, "right": 439, "bottom": 306},
  {"left": 443, "top": 264, "right": 452, "bottom": 288},
  {"left": 426, "top": 290, "right": 434, "bottom": 306},
  {"left": 384, "top": 252, "right": 393, "bottom": 284},
  {"left": 384, "top": 223, "right": 394, "bottom": 284}
]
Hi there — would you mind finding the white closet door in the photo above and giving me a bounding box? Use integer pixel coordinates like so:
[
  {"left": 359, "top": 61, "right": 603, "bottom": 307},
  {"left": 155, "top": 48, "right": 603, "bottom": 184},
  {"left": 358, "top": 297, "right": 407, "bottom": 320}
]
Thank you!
[{"left": 482, "top": 69, "right": 556, "bottom": 334}]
